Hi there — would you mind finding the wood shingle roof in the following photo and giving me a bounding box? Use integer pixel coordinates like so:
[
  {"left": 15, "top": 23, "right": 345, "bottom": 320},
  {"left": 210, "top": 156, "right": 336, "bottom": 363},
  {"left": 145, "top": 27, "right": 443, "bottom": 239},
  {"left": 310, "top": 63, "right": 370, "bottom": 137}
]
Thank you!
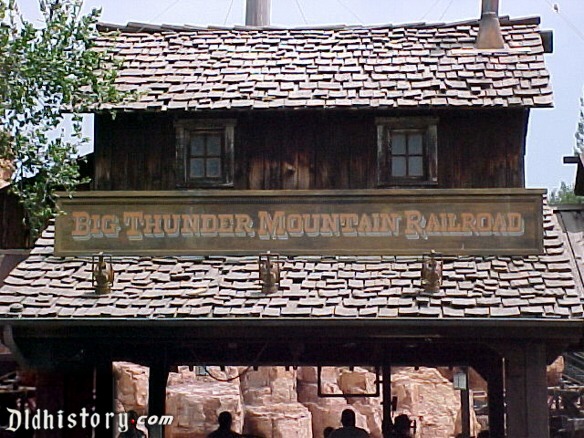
[
  {"left": 0, "top": 205, "right": 580, "bottom": 320},
  {"left": 95, "top": 17, "right": 553, "bottom": 112}
]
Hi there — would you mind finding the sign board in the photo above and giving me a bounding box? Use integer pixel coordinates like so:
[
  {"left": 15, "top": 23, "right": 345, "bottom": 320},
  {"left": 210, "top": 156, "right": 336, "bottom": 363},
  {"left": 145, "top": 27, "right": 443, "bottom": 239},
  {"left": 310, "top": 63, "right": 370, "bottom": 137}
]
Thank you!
[{"left": 54, "top": 189, "right": 544, "bottom": 256}]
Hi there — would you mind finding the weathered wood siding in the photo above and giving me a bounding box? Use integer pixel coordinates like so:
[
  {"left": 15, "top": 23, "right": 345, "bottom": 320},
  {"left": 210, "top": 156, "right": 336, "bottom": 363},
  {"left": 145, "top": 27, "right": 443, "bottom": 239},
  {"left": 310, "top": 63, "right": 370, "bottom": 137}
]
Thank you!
[
  {"left": 438, "top": 110, "right": 528, "bottom": 189},
  {"left": 94, "top": 109, "right": 528, "bottom": 191},
  {"left": 0, "top": 188, "right": 28, "bottom": 248},
  {"left": 95, "top": 114, "right": 176, "bottom": 190}
]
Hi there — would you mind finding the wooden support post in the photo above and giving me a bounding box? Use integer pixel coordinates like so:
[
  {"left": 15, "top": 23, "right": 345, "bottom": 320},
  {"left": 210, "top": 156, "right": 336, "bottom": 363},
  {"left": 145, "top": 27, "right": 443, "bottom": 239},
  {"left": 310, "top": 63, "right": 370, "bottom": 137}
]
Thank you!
[
  {"left": 473, "top": 350, "right": 505, "bottom": 437},
  {"left": 460, "top": 367, "right": 471, "bottom": 438},
  {"left": 148, "top": 359, "right": 169, "bottom": 438},
  {"left": 487, "top": 357, "right": 505, "bottom": 437},
  {"left": 94, "top": 360, "right": 114, "bottom": 438},
  {"left": 382, "top": 366, "right": 392, "bottom": 435},
  {"left": 505, "top": 343, "right": 549, "bottom": 438},
  {"left": 35, "top": 367, "right": 94, "bottom": 438},
  {"left": 34, "top": 371, "right": 65, "bottom": 438}
]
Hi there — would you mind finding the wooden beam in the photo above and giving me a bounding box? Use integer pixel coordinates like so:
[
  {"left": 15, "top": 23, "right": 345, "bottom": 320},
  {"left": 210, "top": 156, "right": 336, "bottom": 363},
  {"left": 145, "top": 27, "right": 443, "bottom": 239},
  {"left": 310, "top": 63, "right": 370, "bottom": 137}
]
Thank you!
[
  {"left": 94, "top": 360, "right": 114, "bottom": 438},
  {"left": 382, "top": 366, "right": 392, "bottom": 435},
  {"left": 148, "top": 357, "right": 169, "bottom": 438},
  {"left": 35, "top": 368, "right": 94, "bottom": 438},
  {"left": 505, "top": 343, "right": 550, "bottom": 438},
  {"left": 460, "top": 368, "right": 471, "bottom": 438},
  {"left": 471, "top": 351, "right": 505, "bottom": 437},
  {"left": 35, "top": 371, "right": 64, "bottom": 438},
  {"left": 487, "top": 358, "right": 505, "bottom": 437}
]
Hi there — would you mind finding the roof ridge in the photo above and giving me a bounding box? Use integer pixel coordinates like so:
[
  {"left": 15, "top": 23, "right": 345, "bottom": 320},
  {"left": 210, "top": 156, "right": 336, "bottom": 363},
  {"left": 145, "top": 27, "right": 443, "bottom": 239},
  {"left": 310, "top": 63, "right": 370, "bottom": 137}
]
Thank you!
[{"left": 96, "top": 16, "right": 542, "bottom": 34}]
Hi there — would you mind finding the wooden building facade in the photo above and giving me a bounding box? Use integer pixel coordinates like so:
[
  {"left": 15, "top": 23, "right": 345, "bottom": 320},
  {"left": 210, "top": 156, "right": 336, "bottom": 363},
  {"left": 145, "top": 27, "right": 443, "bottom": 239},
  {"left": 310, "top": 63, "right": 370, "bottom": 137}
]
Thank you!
[
  {"left": 0, "top": 4, "right": 581, "bottom": 438},
  {"left": 95, "top": 109, "right": 528, "bottom": 191}
]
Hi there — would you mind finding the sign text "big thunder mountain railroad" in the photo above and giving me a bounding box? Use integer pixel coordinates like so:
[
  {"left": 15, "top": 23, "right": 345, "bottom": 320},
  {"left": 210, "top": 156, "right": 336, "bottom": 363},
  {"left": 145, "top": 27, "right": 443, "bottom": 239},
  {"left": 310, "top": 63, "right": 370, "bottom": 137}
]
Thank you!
[{"left": 55, "top": 190, "right": 544, "bottom": 256}]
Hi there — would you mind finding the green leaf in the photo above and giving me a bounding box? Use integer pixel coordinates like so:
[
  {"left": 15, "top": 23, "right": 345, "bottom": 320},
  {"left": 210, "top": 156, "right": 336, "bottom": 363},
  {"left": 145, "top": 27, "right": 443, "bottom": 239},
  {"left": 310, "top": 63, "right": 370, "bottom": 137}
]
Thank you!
[{"left": 0, "top": 0, "right": 129, "bottom": 242}]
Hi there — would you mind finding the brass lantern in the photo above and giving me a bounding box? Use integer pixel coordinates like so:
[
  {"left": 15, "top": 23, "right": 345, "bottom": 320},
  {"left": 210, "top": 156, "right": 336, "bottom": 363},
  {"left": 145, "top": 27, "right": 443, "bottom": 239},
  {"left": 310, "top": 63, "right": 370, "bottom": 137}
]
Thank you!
[
  {"left": 421, "top": 250, "right": 442, "bottom": 293},
  {"left": 92, "top": 252, "right": 114, "bottom": 295},
  {"left": 259, "top": 252, "right": 280, "bottom": 294}
]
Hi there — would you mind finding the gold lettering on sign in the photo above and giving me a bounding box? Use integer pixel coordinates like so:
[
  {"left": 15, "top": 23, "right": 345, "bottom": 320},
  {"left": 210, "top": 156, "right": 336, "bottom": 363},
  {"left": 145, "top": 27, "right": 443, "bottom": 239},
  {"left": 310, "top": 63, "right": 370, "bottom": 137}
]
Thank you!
[
  {"left": 123, "top": 212, "right": 144, "bottom": 240},
  {"left": 69, "top": 209, "right": 526, "bottom": 241},
  {"left": 258, "top": 211, "right": 287, "bottom": 240}
]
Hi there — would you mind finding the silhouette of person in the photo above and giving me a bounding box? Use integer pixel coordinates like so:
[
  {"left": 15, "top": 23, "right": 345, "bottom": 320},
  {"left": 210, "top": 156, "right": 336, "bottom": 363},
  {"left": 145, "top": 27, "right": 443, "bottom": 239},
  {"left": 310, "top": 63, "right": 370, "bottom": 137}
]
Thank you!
[
  {"left": 118, "top": 411, "right": 146, "bottom": 438},
  {"left": 324, "top": 426, "right": 335, "bottom": 437},
  {"left": 391, "top": 414, "right": 412, "bottom": 438},
  {"left": 329, "top": 409, "right": 369, "bottom": 438},
  {"left": 208, "top": 411, "right": 241, "bottom": 438},
  {"left": 382, "top": 417, "right": 394, "bottom": 438}
]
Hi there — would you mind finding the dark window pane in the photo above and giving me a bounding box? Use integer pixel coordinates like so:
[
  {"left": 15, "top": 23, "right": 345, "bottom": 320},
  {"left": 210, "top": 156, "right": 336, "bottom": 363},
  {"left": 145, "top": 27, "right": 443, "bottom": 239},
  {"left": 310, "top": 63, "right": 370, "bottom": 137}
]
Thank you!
[
  {"left": 190, "top": 136, "right": 205, "bottom": 156},
  {"left": 391, "top": 133, "right": 406, "bottom": 155},
  {"left": 409, "top": 156, "right": 424, "bottom": 177},
  {"left": 392, "top": 157, "right": 406, "bottom": 177},
  {"left": 206, "top": 135, "right": 222, "bottom": 156},
  {"left": 206, "top": 158, "right": 222, "bottom": 178},
  {"left": 409, "top": 133, "right": 423, "bottom": 155},
  {"left": 190, "top": 158, "right": 205, "bottom": 178}
]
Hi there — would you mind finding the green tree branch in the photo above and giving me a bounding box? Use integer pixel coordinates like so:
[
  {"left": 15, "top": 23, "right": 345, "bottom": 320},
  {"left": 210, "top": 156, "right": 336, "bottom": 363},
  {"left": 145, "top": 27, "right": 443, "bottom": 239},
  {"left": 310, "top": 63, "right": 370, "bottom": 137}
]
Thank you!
[{"left": 0, "top": 0, "right": 125, "bottom": 242}]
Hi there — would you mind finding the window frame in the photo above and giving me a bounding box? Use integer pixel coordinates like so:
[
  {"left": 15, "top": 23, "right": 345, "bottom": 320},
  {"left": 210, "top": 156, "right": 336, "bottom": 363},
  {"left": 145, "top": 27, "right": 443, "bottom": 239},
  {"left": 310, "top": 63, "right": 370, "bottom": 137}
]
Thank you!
[
  {"left": 175, "top": 119, "right": 236, "bottom": 188},
  {"left": 376, "top": 116, "right": 438, "bottom": 187}
]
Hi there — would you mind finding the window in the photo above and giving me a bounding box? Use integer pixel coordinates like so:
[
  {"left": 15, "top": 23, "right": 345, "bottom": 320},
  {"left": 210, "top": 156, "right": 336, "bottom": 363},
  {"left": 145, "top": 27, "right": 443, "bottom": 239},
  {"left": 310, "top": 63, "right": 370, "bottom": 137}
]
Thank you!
[
  {"left": 376, "top": 117, "right": 438, "bottom": 186},
  {"left": 175, "top": 119, "right": 235, "bottom": 188}
]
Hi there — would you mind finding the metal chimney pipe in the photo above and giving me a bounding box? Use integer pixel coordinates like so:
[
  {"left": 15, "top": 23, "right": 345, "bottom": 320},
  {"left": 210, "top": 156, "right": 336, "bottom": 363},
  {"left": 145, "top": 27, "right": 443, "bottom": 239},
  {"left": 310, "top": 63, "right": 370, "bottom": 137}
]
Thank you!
[
  {"left": 246, "top": 0, "right": 271, "bottom": 27},
  {"left": 476, "top": 0, "right": 505, "bottom": 49}
]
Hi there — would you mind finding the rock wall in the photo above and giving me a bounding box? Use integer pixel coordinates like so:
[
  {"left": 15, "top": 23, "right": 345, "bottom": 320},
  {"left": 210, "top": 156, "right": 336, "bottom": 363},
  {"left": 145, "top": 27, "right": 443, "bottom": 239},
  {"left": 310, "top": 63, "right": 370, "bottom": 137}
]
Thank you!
[
  {"left": 113, "top": 361, "right": 149, "bottom": 416},
  {"left": 297, "top": 367, "right": 359, "bottom": 438},
  {"left": 392, "top": 367, "right": 481, "bottom": 438},
  {"left": 240, "top": 367, "right": 312, "bottom": 438},
  {"left": 166, "top": 367, "right": 244, "bottom": 438},
  {"left": 113, "top": 363, "right": 487, "bottom": 438}
]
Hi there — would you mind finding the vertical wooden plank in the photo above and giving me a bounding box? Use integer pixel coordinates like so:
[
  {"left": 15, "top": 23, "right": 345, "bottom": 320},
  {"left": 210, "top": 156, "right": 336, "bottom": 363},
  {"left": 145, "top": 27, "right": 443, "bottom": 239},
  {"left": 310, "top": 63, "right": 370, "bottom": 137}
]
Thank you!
[
  {"left": 314, "top": 113, "right": 334, "bottom": 189},
  {"left": 333, "top": 113, "right": 351, "bottom": 189},
  {"left": 265, "top": 114, "right": 282, "bottom": 190},
  {"left": 295, "top": 113, "right": 313, "bottom": 190},
  {"left": 35, "top": 371, "right": 65, "bottom": 438},
  {"left": 460, "top": 369, "right": 471, "bottom": 438},
  {"left": 224, "top": 122, "right": 236, "bottom": 187},
  {"left": 240, "top": 114, "right": 263, "bottom": 190},
  {"left": 94, "top": 114, "right": 112, "bottom": 190},
  {"left": 472, "top": 353, "right": 505, "bottom": 437},
  {"left": 525, "top": 344, "right": 550, "bottom": 437},
  {"left": 281, "top": 113, "right": 298, "bottom": 190},
  {"left": 64, "top": 367, "right": 95, "bottom": 438},
  {"left": 376, "top": 123, "right": 387, "bottom": 187},
  {"left": 94, "top": 360, "right": 114, "bottom": 438},
  {"left": 505, "top": 342, "right": 549, "bottom": 438},
  {"left": 234, "top": 113, "right": 248, "bottom": 189},
  {"left": 148, "top": 360, "right": 169, "bottom": 438},
  {"left": 427, "top": 123, "right": 438, "bottom": 184},
  {"left": 0, "top": 190, "right": 27, "bottom": 248},
  {"left": 437, "top": 110, "right": 526, "bottom": 189},
  {"left": 516, "top": 109, "right": 529, "bottom": 188},
  {"left": 486, "top": 358, "right": 505, "bottom": 438},
  {"left": 382, "top": 366, "right": 392, "bottom": 436},
  {"left": 35, "top": 368, "right": 94, "bottom": 438},
  {"left": 347, "top": 116, "right": 368, "bottom": 189},
  {"left": 147, "top": 114, "right": 175, "bottom": 190},
  {"left": 96, "top": 113, "right": 176, "bottom": 191}
]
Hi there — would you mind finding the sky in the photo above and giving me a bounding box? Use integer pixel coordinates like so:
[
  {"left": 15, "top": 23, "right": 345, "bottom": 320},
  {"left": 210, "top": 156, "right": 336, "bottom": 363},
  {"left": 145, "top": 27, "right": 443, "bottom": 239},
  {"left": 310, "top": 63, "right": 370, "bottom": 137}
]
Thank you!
[{"left": 17, "top": 0, "right": 584, "bottom": 191}]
